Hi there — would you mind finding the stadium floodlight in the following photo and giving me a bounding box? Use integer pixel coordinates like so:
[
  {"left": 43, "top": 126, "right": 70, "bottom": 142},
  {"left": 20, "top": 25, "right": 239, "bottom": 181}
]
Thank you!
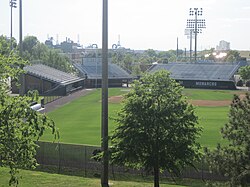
[
  {"left": 10, "top": 0, "right": 17, "bottom": 50},
  {"left": 186, "top": 8, "right": 206, "bottom": 62}
]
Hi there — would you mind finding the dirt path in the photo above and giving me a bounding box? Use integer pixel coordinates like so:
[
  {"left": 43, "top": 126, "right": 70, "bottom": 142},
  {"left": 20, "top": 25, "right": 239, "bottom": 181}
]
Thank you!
[
  {"left": 189, "top": 100, "right": 231, "bottom": 107},
  {"left": 108, "top": 95, "right": 234, "bottom": 107},
  {"left": 44, "top": 89, "right": 94, "bottom": 113}
]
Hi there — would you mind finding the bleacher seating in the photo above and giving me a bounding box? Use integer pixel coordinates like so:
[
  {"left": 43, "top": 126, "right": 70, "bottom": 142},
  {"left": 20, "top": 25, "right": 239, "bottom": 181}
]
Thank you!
[
  {"left": 149, "top": 63, "right": 240, "bottom": 81},
  {"left": 24, "top": 64, "right": 83, "bottom": 85}
]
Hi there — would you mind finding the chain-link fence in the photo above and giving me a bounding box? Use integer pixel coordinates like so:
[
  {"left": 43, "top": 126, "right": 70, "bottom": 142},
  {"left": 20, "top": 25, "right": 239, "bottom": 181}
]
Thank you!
[
  {"left": 36, "top": 141, "right": 226, "bottom": 181},
  {"left": 41, "top": 96, "right": 62, "bottom": 106}
]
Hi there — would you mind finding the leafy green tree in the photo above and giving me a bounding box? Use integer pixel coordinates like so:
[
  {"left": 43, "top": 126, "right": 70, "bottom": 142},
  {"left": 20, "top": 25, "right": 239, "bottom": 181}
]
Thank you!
[
  {"left": 22, "top": 36, "right": 39, "bottom": 60},
  {"left": 205, "top": 94, "right": 250, "bottom": 187},
  {"left": 110, "top": 70, "right": 201, "bottom": 187},
  {"left": 21, "top": 36, "right": 74, "bottom": 73},
  {"left": 225, "top": 50, "right": 240, "bottom": 62},
  {"left": 145, "top": 49, "right": 157, "bottom": 57},
  {"left": 0, "top": 54, "right": 59, "bottom": 186},
  {"left": 239, "top": 65, "right": 250, "bottom": 84},
  {"left": 0, "top": 35, "right": 17, "bottom": 55},
  {"left": 31, "top": 43, "right": 49, "bottom": 60},
  {"left": 131, "top": 64, "right": 142, "bottom": 76}
]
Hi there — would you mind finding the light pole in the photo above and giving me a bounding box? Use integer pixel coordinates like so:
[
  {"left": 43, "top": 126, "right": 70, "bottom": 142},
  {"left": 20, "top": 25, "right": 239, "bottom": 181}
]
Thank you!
[
  {"left": 19, "top": 0, "right": 23, "bottom": 57},
  {"left": 176, "top": 37, "right": 178, "bottom": 62},
  {"left": 186, "top": 8, "right": 206, "bottom": 62},
  {"left": 185, "top": 29, "right": 194, "bottom": 62},
  {"left": 9, "top": 0, "right": 17, "bottom": 50},
  {"left": 92, "top": 44, "right": 98, "bottom": 88},
  {"left": 101, "top": 0, "right": 109, "bottom": 186}
]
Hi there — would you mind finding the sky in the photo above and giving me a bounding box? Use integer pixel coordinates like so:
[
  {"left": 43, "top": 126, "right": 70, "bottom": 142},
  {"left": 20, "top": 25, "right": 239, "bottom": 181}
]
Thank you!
[{"left": 1, "top": 0, "right": 250, "bottom": 51}]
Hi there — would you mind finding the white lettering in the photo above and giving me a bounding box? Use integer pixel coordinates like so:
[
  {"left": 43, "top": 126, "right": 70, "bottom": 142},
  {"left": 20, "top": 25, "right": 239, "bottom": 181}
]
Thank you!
[{"left": 196, "top": 81, "right": 217, "bottom": 86}]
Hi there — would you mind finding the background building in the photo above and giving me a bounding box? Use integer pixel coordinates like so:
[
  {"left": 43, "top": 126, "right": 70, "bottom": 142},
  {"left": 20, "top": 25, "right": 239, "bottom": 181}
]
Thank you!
[{"left": 216, "top": 40, "right": 230, "bottom": 51}]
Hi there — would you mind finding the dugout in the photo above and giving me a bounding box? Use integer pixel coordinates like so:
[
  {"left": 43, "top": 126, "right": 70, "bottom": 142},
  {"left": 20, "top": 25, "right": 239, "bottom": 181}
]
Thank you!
[
  {"left": 148, "top": 62, "right": 240, "bottom": 90},
  {"left": 74, "top": 58, "right": 133, "bottom": 88},
  {"left": 12, "top": 64, "right": 84, "bottom": 96}
]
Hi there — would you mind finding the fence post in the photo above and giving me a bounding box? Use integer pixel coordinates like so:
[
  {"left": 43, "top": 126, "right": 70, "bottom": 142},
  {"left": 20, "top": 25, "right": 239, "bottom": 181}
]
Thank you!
[
  {"left": 112, "top": 164, "right": 115, "bottom": 180},
  {"left": 201, "top": 157, "right": 204, "bottom": 181},
  {"left": 41, "top": 142, "right": 45, "bottom": 168},
  {"left": 58, "top": 143, "right": 61, "bottom": 174},
  {"left": 84, "top": 146, "right": 87, "bottom": 177}
]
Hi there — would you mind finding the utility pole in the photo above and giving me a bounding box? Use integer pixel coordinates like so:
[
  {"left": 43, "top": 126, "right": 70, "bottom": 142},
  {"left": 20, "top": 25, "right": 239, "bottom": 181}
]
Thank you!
[{"left": 101, "top": 0, "right": 109, "bottom": 186}]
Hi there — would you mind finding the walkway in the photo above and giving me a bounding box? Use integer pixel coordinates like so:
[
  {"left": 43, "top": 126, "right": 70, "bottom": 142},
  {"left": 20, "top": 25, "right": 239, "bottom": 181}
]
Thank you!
[{"left": 44, "top": 89, "right": 94, "bottom": 113}]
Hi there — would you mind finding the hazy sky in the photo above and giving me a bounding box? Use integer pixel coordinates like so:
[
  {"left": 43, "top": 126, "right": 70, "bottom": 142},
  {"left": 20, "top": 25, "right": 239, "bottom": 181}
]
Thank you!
[{"left": 1, "top": 0, "right": 250, "bottom": 51}]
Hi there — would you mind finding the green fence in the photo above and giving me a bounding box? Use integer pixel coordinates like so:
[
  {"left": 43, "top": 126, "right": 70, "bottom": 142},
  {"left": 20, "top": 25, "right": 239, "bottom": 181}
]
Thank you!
[{"left": 36, "top": 141, "right": 226, "bottom": 181}]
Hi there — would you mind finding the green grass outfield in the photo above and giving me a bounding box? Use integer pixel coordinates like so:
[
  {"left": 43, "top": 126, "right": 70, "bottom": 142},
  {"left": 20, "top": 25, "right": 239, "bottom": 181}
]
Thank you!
[{"left": 40, "top": 88, "right": 247, "bottom": 148}]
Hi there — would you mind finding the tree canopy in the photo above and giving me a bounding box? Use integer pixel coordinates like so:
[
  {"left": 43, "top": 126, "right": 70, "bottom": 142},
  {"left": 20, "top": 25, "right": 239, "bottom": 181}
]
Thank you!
[
  {"left": 110, "top": 70, "right": 201, "bottom": 187},
  {"left": 21, "top": 36, "right": 74, "bottom": 73},
  {"left": 0, "top": 54, "right": 59, "bottom": 186},
  {"left": 0, "top": 35, "right": 17, "bottom": 56},
  {"left": 205, "top": 94, "right": 250, "bottom": 187},
  {"left": 239, "top": 65, "right": 250, "bottom": 83}
]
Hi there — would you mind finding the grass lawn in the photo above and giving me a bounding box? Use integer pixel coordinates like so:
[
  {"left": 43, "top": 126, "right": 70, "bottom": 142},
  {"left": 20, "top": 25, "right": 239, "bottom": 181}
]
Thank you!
[
  {"left": 182, "top": 88, "right": 244, "bottom": 100},
  {"left": 0, "top": 167, "right": 209, "bottom": 187},
  {"left": 197, "top": 106, "right": 229, "bottom": 148},
  {"left": 40, "top": 88, "right": 246, "bottom": 148},
  {"left": 40, "top": 88, "right": 127, "bottom": 146}
]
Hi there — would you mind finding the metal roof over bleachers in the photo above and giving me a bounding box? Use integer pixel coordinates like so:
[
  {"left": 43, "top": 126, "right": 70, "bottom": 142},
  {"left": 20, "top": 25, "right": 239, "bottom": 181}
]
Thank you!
[
  {"left": 24, "top": 64, "right": 83, "bottom": 85},
  {"left": 148, "top": 63, "right": 240, "bottom": 81},
  {"left": 74, "top": 59, "right": 132, "bottom": 79}
]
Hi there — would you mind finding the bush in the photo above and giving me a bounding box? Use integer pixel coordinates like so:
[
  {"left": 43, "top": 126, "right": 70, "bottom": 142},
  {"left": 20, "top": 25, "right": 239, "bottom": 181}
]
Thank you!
[
  {"left": 246, "top": 80, "right": 250, "bottom": 87},
  {"left": 236, "top": 79, "right": 243, "bottom": 87}
]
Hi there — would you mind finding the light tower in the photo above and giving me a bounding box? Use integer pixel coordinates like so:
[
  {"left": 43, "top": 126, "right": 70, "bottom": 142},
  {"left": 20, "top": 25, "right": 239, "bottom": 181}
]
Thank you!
[
  {"left": 9, "top": 0, "right": 17, "bottom": 50},
  {"left": 19, "top": 0, "right": 23, "bottom": 57},
  {"left": 186, "top": 8, "right": 206, "bottom": 62}
]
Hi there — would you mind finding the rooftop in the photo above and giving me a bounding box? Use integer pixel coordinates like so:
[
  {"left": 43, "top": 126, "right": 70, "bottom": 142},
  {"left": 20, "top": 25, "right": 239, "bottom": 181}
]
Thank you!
[
  {"left": 24, "top": 64, "right": 83, "bottom": 85},
  {"left": 74, "top": 59, "right": 132, "bottom": 79}
]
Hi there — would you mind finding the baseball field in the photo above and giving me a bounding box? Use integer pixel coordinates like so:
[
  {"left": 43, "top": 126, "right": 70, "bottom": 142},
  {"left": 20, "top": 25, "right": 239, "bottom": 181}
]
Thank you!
[{"left": 40, "top": 88, "right": 247, "bottom": 148}]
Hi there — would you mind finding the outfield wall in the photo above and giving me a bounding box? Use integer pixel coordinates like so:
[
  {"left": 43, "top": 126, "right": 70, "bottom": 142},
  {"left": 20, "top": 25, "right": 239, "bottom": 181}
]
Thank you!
[{"left": 176, "top": 79, "right": 236, "bottom": 90}]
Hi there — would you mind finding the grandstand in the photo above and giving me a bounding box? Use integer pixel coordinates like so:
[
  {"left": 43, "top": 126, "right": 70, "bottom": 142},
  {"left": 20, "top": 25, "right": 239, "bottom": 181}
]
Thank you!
[
  {"left": 12, "top": 64, "right": 84, "bottom": 96},
  {"left": 74, "top": 58, "right": 133, "bottom": 88},
  {"left": 148, "top": 62, "right": 241, "bottom": 89}
]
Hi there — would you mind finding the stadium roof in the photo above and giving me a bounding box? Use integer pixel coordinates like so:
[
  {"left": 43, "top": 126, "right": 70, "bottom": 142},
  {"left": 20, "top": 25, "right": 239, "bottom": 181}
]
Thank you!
[
  {"left": 24, "top": 64, "right": 83, "bottom": 85},
  {"left": 148, "top": 63, "right": 240, "bottom": 81},
  {"left": 74, "top": 60, "right": 132, "bottom": 79}
]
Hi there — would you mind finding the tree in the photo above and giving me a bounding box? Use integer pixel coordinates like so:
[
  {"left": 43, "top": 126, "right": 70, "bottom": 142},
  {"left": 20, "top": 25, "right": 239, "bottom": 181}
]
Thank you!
[
  {"left": 205, "top": 94, "right": 250, "bottom": 187},
  {"left": 110, "top": 70, "right": 201, "bottom": 187},
  {"left": 224, "top": 50, "right": 240, "bottom": 62},
  {"left": 239, "top": 65, "right": 250, "bottom": 84},
  {"left": 0, "top": 54, "right": 59, "bottom": 186},
  {"left": 21, "top": 36, "right": 74, "bottom": 73},
  {"left": 0, "top": 35, "right": 17, "bottom": 56},
  {"left": 22, "top": 36, "right": 39, "bottom": 58}
]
